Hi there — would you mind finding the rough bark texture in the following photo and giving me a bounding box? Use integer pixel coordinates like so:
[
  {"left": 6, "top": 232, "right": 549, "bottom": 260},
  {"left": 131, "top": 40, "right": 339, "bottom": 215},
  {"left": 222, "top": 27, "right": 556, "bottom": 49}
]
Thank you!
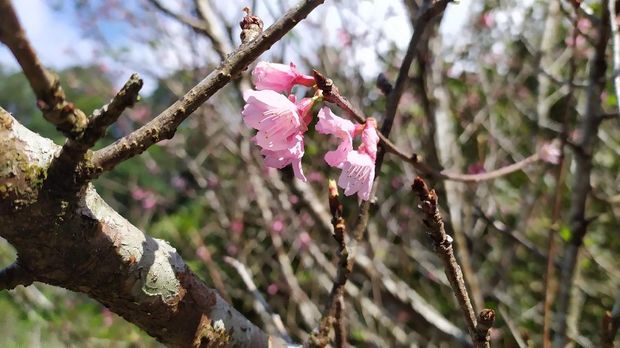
[{"left": 0, "top": 108, "right": 281, "bottom": 347}]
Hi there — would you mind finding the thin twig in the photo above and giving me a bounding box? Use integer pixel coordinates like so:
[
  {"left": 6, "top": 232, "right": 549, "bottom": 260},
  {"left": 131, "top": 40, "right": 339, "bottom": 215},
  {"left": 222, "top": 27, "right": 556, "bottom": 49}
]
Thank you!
[
  {"left": 223, "top": 256, "right": 292, "bottom": 343},
  {"left": 610, "top": 0, "right": 620, "bottom": 123},
  {"left": 333, "top": 295, "right": 346, "bottom": 348},
  {"left": 0, "top": 262, "right": 34, "bottom": 291},
  {"left": 42, "top": 74, "right": 144, "bottom": 196},
  {"left": 543, "top": 5, "right": 580, "bottom": 346},
  {"left": 0, "top": 0, "right": 88, "bottom": 137},
  {"left": 313, "top": 68, "right": 545, "bottom": 183},
  {"left": 412, "top": 177, "right": 493, "bottom": 348},
  {"left": 148, "top": 0, "right": 231, "bottom": 60},
  {"left": 475, "top": 309, "right": 495, "bottom": 347},
  {"left": 308, "top": 180, "right": 353, "bottom": 347},
  {"left": 88, "top": 0, "right": 325, "bottom": 179},
  {"left": 601, "top": 292, "right": 620, "bottom": 347}
]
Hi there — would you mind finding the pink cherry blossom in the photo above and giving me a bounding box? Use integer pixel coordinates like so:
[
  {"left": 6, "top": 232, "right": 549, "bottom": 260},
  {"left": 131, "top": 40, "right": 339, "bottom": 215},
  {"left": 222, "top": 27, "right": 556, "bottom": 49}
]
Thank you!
[
  {"left": 317, "top": 107, "right": 379, "bottom": 201},
  {"left": 252, "top": 62, "right": 315, "bottom": 93},
  {"left": 243, "top": 89, "right": 302, "bottom": 151},
  {"left": 316, "top": 107, "right": 356, "bottom": 167},
  {"left": 338, "top": 119, "right": 379, "bottom": 201},
  {"left": 242, "top": 90, "right": 316, "bottom": 182},
  {"left": 260, "top": 134, "right": 307, "bottom": 181}
]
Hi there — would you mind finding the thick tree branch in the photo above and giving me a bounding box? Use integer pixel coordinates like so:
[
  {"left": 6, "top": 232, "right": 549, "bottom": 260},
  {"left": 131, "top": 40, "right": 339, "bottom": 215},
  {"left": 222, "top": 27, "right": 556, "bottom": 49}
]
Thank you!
[
  {"left": 43, "top": 74, "right": 144, "bottom": 197},
  {"left": 0, "top": 261, "right": 34, "bottom": 291},
  {"left": 89, "top": 0, "right": 325, "bottom": 179},
  {"left": 0, "top": 0, "right": 87, "bottom": 137},
  {"left": 412, "top": 177, "right": 493, "bottom": 348},
  {"left": 0, "top": 109, "right": 285, "bottom": 347}
]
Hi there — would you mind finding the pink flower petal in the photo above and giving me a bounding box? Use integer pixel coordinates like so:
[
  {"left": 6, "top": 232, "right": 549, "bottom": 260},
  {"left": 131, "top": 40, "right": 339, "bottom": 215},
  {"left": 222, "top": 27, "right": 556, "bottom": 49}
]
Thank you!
[
  {"left": 252, "top": 61, "right": 315, "bottom": 93},
  {"left": 337, "top": 151, "right": 375, "bottom": 201},
  {"left": 242, "top": 90, "right": 302, "bottom": 151},
  {"left": 261, "top": 134, "right": 307, "bottom": 182},
  {"left": 359, "top": 118, "right": 379, "bottom": 160},
  {"left": 316, "top": 107, "right": 356, "bottom": 167}
]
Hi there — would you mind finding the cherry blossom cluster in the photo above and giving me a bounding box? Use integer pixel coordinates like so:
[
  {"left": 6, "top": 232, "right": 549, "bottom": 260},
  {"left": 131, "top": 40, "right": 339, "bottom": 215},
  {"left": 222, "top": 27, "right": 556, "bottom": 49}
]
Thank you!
[{"left": 242, "top": 62, "right": 379, "bottom": 201}]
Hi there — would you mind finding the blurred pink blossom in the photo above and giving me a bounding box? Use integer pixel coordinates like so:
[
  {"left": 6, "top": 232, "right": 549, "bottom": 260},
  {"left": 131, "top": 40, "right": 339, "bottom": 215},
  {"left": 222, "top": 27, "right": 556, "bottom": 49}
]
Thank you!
[
  {"left": 267, "top": 283, "right": 279, "bottom": 295},
  {"left": 271, "top": 218, "right": 285, "bottom": 234},
  {"left": 171, "top": 175, "right": 187, "bottom": 190},
  {"left": 226, "top": 244, "right": 239, "bottom": 256},
  {"left": 467, "top": 163, "right": 486, "bottom": 175},
  {"left": 101, "top": 308, "right": 114, "bottom": 327},
  {"left": 230, "top": 219, "right": 244, "bottom": 235},
  {"left": 295, "top": 231, "right": 312, "bottom": 251},
  {"left": 130, "top": 187, "right": 158, "bottom": 210},
  {"left": 539, "top": 141, "right": 561, "bottom": 164}
]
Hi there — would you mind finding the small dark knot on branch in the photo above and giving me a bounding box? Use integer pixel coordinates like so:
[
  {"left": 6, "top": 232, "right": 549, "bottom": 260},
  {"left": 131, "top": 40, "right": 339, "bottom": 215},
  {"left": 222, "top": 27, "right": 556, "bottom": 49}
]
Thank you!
[
  {"left": 312, "top": 69, "right": 334, "bottom": 95},
  {"left": 376, "top": 73, "right": 393, "bottom": 95},
  {"left": 240, "top": 7, "right": 263, "bottom": 44},
  {"left": 475, "top": 308, "right": 495, "bottom": 344}
]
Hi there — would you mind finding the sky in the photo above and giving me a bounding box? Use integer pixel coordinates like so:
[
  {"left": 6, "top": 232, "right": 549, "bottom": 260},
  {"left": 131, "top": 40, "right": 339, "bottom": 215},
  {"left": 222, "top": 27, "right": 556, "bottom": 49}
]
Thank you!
[{"left": 0, "top": 0, "right": 472, "bottom": 95}]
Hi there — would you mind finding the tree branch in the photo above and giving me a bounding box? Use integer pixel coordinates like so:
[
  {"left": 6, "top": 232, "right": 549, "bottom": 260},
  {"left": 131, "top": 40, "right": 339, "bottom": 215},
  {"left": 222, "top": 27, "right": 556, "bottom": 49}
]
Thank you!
[
  {"left": 554, "top": 2, "right": 610, "bottom": 346},
  {"left": 88, "top": 0, "right": 325, "bottom": 179},
  {"left": 412, "top": 177, "right": 493, "bottom": 348},
  {"left": 148, "top": 0, "right": 231, "bottom": 60},
  {"left": 43, "top": 74, "right": 144, "bottom": 196},
  {"left": 313, "top": 69, "right": 545, "bottom": 183},
  {"left": 0, "top": 261, "right": 34, "bottom": 291},
  {"left": 0, "top": 0, "right": 88, "bottom": 137},
  {"left": 609, "top": 0, "right": 620, "bottom": 122},
  {"left": 309, "top": 180, "right": 353, "bottom": 347},
  {"left": 0, "top": 109, "right": 285, "bottom": 347}
]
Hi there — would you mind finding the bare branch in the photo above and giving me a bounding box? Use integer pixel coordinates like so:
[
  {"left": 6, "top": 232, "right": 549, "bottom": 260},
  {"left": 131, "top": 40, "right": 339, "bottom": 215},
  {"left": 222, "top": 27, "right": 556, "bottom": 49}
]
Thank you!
[
  {"left": 475, "top": 309, "right": 495, "bottom": 347},
  {"left": 148, "top": 0, "right": 231, "bottom": 60},
  {"left": 609, "top": 0, "right": 620, "bottom": 122},
  {"left": 88, "top": 0, "right": 325, "bottom": 179},
  {"left": 0, "top": 0, "right": 87, "bottom": 137},
  {"left": 42, "top": 74, "right": 144, "bottom": 197},
  {"left": 309, "top": 180, "right": 353, "bottom": 347},
  {"left": 412, "top": 177, "right": 494, "bottom": 347},
  {"left": 0, "top": 262, "right": 34, "bottom": 291}
]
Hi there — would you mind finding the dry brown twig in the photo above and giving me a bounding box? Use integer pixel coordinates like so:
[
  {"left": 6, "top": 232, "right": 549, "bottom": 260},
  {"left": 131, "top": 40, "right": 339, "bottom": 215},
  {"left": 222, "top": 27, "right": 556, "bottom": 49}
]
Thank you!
[
  {"left": 412, "top": 177, "right": 494, "bottom": 348},
  {"left": 0, "top": 0, "right": 88, "bottom": 136},
  {"left": 308, "top": 180, "right": 353, "bottom": 347}
]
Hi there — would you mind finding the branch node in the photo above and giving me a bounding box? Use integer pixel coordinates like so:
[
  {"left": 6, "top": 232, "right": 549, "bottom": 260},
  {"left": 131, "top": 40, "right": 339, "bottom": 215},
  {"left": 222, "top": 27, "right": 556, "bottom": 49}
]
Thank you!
[{"left": 240, "top": 7, "right": 263, "bottom": 44}]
